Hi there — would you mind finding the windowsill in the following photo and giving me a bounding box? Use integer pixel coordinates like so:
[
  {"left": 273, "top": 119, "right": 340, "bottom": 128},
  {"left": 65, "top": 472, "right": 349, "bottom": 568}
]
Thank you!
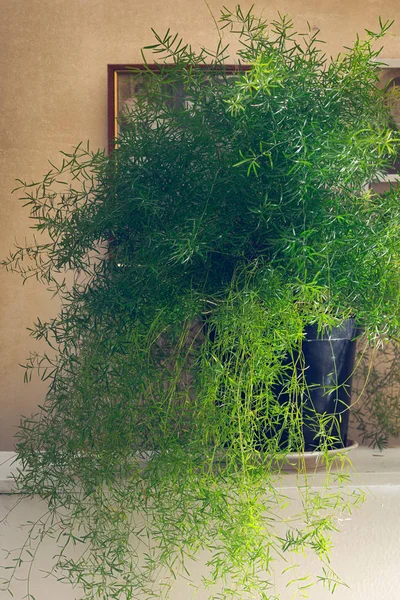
[
  {"left": 373, "top": 173, "right": 400, "bottom": 183},
  {"left": 1, "top": 447, "right": 399, "bottom": 494}
]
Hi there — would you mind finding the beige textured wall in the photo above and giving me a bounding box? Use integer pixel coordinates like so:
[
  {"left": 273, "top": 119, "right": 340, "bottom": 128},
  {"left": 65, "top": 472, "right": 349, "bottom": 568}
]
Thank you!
[{"left": 1, "top": 0, "right": 400, "bottom": 450}]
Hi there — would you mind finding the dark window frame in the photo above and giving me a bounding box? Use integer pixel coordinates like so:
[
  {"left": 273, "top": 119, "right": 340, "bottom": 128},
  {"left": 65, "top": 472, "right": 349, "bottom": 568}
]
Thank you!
[{"left": 107, "top": 64, "right": 249, "bottom": 153}]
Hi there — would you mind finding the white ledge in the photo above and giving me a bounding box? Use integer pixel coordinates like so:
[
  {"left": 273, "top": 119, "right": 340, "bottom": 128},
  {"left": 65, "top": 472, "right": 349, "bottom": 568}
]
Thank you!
[
  {"left": 372, "top": 58, "right": 400, "bottom": 68},
  {"left": 1, "top": 447, "right": 400, "bottom": 494},
  {"left": 372, "top": 174, "right": 400, "bottom": 183},
  {"left": 279, "top": 446, "right": 400, "bottom": 489},
  {"left": 0, "top": 453, "right": 20, "bottom": 493}
]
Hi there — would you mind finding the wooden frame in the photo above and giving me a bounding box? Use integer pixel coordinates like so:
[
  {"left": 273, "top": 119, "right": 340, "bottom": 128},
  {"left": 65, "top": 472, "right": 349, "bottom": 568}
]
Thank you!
[
  {"left": 108, "top": 62, "right": 400, "bottom": 186},
  {"left": 374, "top": 59, "right": 400, "bottom": 185},
  {"left": 108, "top": 64, "right": 159, "bottom": 152},
  {"left": 107, "top": 64, "right": 247, "bottom": 153}
]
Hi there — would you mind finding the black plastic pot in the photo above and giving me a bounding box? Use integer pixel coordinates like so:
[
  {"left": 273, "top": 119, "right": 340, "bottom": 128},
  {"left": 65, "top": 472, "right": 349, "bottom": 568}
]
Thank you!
[
  {"left": 204, "top": 317, "right": 359, "bottom": 452},
  {"left": 301, "top": 319, "right": 359, "bottom": 449},
  {"left": 270, "top": 318, "right": 359, "bottom": 451}
]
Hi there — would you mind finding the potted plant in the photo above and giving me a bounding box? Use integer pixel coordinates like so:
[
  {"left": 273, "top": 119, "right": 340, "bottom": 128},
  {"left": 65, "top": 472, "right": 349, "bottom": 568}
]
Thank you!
[{"left": 2, "top": 6, "right": 400, "bottom": 599}]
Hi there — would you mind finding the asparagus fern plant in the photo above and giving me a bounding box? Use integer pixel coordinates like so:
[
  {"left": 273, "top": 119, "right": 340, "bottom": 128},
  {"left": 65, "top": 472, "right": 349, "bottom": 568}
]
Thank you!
[{"left": 2, "top": 6, "right": 400, "bottom": 599}]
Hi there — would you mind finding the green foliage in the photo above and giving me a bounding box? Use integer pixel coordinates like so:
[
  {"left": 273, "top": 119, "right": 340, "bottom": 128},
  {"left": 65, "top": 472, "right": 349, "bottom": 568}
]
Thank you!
[{"left": 2, "top": 6, "right": 400, "bottom": 599}]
